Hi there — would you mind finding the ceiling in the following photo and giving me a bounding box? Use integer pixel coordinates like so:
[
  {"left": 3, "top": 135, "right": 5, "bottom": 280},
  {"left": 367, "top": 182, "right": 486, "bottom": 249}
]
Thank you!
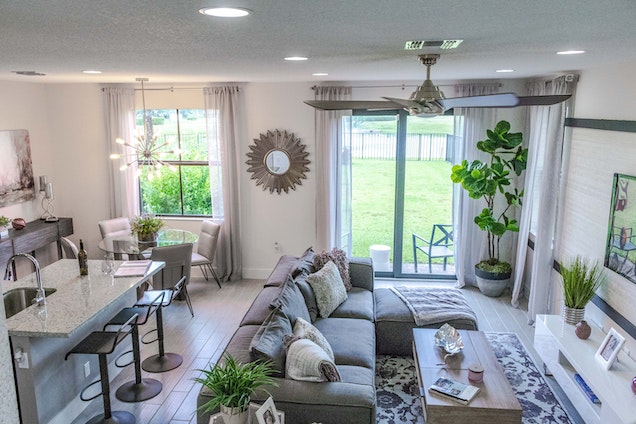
[{"left": 1, "top": 1, "right": 636, "bottom": 84}]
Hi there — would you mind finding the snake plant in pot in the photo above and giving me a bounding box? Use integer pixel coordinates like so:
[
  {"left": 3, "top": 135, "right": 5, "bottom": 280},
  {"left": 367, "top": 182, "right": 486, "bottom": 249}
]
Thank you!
[
  {"left": 560, "top": 256, "right": 606, "bottom": 325},
  {"left": 195, "top": 354, "right": 277, "bottom": 424},
  {"left": 451, "top": 120, "right": 527, "bottom": 296}
]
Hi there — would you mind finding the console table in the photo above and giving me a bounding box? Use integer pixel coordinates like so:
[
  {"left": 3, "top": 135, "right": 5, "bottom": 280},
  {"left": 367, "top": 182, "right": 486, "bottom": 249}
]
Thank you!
[
  {"left": 534, "top": 314, "right": 636, "bottom": 424},
  {"left": 0, "top": 217, "right": 73, "bottom": 272}
]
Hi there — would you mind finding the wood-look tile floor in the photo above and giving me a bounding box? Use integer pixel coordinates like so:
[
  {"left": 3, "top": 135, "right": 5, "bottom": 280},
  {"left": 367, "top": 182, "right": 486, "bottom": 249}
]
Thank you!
[{"left": 69, "top": 276, "right": 555, "bottom": 424}]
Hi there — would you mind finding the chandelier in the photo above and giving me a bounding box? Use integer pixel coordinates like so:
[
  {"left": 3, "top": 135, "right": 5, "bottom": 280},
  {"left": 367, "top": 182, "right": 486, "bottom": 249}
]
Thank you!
[{"left": 110, "top": 78, "right": 179, "bottom": 180}]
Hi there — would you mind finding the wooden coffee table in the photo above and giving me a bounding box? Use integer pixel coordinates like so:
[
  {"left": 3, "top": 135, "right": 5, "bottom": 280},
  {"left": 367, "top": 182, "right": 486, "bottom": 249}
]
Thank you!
[{"left": 413, "top": 328, "right": 521, "bottom": 424}]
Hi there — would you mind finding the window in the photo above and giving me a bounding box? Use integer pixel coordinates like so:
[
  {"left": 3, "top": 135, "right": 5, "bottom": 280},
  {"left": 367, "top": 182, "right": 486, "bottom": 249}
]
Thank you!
[{"left": 137, "top": 109, "right": 215, "bottom": 217}]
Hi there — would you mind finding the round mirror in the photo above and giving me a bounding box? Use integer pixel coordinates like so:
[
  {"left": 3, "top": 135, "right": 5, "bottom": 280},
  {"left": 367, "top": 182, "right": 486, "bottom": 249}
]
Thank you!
[
  {"left": 265, "top": 150, "right": 290, "bottom": 175},
  {"left": 246, "top": 129, "right": 310, "bottom": 194}
]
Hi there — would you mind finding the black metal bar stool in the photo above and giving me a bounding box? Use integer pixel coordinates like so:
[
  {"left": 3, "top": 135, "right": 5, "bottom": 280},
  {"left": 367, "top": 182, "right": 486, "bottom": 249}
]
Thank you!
[
  {"left": 104, "top": 293, "right": 164, "bottom": 402},
  {"left": 65, "top": 314, "right": 139, "bottom": 424}
]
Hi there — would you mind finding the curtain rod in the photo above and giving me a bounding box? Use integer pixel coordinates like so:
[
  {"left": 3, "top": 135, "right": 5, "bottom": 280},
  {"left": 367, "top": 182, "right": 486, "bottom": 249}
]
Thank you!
[
  {"left": 101, "top": 86, "right": 241, "bottom": 92},
  {"left": 311, "top": 82, "right": 502, "bottom": 90}
]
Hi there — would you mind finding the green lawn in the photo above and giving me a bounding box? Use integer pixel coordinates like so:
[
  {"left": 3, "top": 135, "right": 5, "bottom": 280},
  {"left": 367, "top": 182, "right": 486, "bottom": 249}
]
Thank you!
[{"left": 351, "top": 158, "right": 453, "bottom": 264}]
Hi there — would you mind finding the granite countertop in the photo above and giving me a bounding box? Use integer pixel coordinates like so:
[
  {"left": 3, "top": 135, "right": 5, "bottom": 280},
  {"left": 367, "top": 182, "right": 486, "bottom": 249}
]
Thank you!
[{"left": 2, "top": 259, "right": 164, "bottom": 338}]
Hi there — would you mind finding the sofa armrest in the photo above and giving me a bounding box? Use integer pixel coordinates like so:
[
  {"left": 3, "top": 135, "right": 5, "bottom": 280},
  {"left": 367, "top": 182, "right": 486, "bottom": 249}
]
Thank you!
[{"left": 349, "top": 257, "right": 374, "bottom": 292}]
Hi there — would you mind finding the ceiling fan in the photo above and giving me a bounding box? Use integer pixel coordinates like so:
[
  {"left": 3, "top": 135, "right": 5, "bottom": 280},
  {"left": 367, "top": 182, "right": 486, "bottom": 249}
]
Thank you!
[{"left": 304, "top": 54, "right": 571, "bottom": 117}]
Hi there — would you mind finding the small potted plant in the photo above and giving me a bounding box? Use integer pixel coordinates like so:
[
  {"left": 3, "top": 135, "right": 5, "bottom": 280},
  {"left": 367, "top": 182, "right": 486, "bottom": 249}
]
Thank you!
[
  {"left": 130, "top": 214, "right": 164, "bottom": 244},
  {"left": 195, "top": 354, "right": 277, "bottom": 424},
  {"left": 451, "top": 120, "right": 527, "bottom": 296},
  {"left": 560, "top": 256, "right": 606, "bottom": 325},
  {"left": 0, "top": 216, "right": 11, "bottom": 238}
]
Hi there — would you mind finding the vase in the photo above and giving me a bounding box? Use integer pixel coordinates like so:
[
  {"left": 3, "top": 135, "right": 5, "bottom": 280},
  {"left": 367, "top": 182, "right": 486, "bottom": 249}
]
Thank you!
[
  {"left": 136, "top": 232, "right": 158, "bottom": 251},
  {"left": 575, "top": 320, "right": 591, "bottom": 339},
  {"left": 474, "top": 266, "right": 511, "bottom": 297},
  {"left": 219, "top": 405, "right": 248, "bottom": 424},
  {"left": 562, "top": 305, "right": 585, "bottom": 325}
]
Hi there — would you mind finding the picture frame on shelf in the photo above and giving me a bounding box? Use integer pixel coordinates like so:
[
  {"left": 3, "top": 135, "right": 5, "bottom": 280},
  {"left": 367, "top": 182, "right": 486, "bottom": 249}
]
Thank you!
[
  {"left": 595, "top": 327, "right": 625, "bottom": 370},
  {"left": 254, "top": 397, "right": 281, "bottom": 424}
]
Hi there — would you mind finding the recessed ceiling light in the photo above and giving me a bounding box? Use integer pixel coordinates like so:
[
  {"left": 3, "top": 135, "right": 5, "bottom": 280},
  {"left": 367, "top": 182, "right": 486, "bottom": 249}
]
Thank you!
[
  {"left": 284, "top": 56, "right": 308, "bottom": 61},
  {"left": 556, "top": 50, "right": 585, "bottom": 55},
  {"left": 199, "top": 7, "right": 251, "bottom": 17},
  {"left": 82, "top": 70, "right": 102, "bottom": 74},
  {"left": 312, "top": 72, "right": 329, "bottom": 76},
  {"left": 496, "top": 69, "right": 515, "bottom": 73}
]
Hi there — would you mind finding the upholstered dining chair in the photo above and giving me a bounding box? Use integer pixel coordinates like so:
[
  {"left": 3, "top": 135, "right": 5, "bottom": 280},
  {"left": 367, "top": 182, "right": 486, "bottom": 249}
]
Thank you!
[
  {"left": 60, "top": 237, "right": 78, "bottom": 259},
  {"left": 136, "top": 243, "right": 194, "bottom": 373},
  {"left": 191, "top": 220, "right": 222, "bottom": 288},
  {"left": 98, "top": 217, "right": 131, "bottom": 239}
]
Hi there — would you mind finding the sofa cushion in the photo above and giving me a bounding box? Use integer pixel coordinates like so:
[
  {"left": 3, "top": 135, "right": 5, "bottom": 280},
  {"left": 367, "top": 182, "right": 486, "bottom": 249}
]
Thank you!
[
  {"left": 285, "top": 338, "right": 341, "bottom": 382},
  {"left": 265, "top": 255, "right": 298, "bottom": 287},
  {"left": 240, "top": 286, "right": 282, "bottom": 326},
  {"left": 306, "top": 261, "right": 348, "bottom": 318},
  {"left": 294, "top": 274, "right": 319, "bottom": 323},
  {"left": 313, "top": 248, "right": 352, "bottom": 291},
  {"left": 293, "top": 317, "right": 334, "bottom": 361},
  {"left": 330, "top": 287, "right": 374, "bottom": 321},
  {"left": 249, "top": 307, "right": 292, "bottom": 377},
  {"left": 271, "top": 276, "right": 311, "bottom": 324},
  {"left": 314, "top": 318, "right": 375, "bottom": 369},
  {"left": 291, "top": 247, "right": 315, "bottom": 277}
]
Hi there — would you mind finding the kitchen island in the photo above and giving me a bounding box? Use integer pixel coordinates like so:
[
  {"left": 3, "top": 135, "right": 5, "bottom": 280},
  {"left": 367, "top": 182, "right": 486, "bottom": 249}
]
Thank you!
[{"left": 2, "top": 259, "right": 165, "bottom": 424}]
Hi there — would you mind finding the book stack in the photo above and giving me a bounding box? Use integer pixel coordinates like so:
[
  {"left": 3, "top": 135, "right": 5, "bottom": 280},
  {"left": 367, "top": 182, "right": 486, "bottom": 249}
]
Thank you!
[
  {"left": 114, "top": 260, "right": 152, "bottom": 278},
  {"left": 428, "top": 377, "right": 480, "bottom": 405}
]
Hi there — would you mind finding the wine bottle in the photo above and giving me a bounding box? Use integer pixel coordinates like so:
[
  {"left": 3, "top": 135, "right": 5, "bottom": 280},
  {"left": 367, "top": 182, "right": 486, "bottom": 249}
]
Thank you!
[{"left": 78, "top": 239, "right": 88, "bottom": 275}]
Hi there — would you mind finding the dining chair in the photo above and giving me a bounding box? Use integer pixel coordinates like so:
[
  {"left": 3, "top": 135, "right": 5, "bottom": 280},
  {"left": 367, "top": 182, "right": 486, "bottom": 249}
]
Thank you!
[
  {"left": 137, "top": 243, "right": 194, "bottom": 372},
  {"left": 60, "top": 237, "right": 78, "bottom": 259},
  {"left": 191, "top": 220, "right": 222, "bottom": 288},
  {"left": 98, "top": 217, "right": 132, "bottom": 239}
]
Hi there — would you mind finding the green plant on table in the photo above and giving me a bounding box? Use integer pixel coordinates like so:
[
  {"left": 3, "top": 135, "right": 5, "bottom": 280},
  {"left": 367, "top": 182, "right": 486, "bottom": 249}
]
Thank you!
[
  {"left": 560, "top": 256, "right": 606, "bottom": 309},
  {"left": 194, "top": 354, "right": 277, "bottom": 414},
  {"left": 450, "top": 120, "right": 527, "bottom": 274},
  {"left": 129, "top": 214, "right": 164, "bottom": 238},
  {"left": 0, "top": 216, "right": 11, "bottom": 227}
]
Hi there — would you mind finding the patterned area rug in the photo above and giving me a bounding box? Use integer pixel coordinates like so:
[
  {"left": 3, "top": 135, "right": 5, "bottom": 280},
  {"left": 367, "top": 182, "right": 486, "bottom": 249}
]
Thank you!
[{"left": 375, "top": 332, "right": 575, "bottom": 424}]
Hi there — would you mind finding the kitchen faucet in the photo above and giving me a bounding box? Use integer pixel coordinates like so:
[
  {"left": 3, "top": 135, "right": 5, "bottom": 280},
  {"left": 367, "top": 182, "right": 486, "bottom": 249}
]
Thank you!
[{"left": 4, "top": 253, "right": 46, "bottom": 307}]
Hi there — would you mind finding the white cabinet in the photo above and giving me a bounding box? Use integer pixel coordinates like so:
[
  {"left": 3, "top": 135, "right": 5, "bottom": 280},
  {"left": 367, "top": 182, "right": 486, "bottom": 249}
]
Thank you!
[{"left": 534, "top": 314, "right": 636, "bottom": 424}]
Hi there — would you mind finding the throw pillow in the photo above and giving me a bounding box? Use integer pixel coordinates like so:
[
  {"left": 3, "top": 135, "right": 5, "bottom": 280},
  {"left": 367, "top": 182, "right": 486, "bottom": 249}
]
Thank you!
[
  {"left": 285, "top": 338, "right": 341, "bottom": 382},
  {"left": 313, "top": 248, "right": 352, "bottom": 291},
  {"left": 270, "top": 275, "right": 311, "bottom": 324},
  {"left": 294, "top": 274, "right": 319, "bottom": 322},
  {"left": 249, "top": 307, "right": 292, "bottom": 377},
  {"left": 293, "top": 317, "right": 335, "bottom": 361},
  {"left": 306, "top": 261, "right": 347, "bottom": 318}
]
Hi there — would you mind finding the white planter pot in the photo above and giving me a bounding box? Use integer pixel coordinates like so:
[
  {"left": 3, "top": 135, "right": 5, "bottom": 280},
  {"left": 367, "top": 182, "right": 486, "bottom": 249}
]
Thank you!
[
  {"left": 220, "top": 405, "right": 248, "bottom": 424},
  {"left": 0, "top": 226, "right": 9, "bottom": 239}
]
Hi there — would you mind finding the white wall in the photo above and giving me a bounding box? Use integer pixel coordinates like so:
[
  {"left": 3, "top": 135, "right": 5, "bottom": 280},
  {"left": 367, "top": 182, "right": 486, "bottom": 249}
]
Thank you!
[{"left": 556, "top": 59, "right": 636, "bottom": 354}]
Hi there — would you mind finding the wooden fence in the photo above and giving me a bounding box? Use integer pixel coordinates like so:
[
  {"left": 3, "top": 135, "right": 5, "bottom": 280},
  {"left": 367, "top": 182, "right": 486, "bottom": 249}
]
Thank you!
[{"left": 350, "top": 132, "right": 457, "bottom": 161}]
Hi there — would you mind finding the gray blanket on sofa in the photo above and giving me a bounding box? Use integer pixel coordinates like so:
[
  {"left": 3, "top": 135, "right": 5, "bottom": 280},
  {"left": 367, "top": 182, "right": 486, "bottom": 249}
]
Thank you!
[{"left": 390, "top": 286, "right": 477, "bottom": 327}]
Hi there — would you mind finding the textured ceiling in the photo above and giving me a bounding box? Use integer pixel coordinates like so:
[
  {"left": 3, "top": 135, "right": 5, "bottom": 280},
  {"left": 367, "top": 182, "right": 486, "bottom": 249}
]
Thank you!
[{"left": 1, "top": 0, "right": 636, "bottom": 84}]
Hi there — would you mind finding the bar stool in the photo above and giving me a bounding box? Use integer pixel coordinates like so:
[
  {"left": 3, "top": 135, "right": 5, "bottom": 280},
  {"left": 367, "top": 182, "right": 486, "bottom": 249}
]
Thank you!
[
  {"left": 104, "top": 293, "right": 164, "bottom": 402},
  {"left": 65, "top": 314, "right": 139, "bottom": 424}
]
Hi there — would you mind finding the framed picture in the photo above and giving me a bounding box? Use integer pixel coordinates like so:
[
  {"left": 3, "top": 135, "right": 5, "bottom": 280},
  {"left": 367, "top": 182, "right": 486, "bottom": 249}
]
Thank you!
[
  {"left": 594, "top": 327, "right": 625, "bottom": 370},
  {"left": 604, "top": 173, "right": 636, "bottom": 284},
  {"left": 255, "top": 397, "right": 281, "bottom": 424}
]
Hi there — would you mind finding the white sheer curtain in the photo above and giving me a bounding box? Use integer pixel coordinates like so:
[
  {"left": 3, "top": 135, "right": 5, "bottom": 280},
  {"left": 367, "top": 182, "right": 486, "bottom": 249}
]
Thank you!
[
  {"left": 452, "top": 83, "right": 499, "bottom": 287},
  {"left": 313, "top": 86, "right": 352, "bottom": 252},
  {"left": 203, "top": 86, "right": 243, "bottom": 281},
  {"left": 103, "top": 87, "right": 139, "bottom": 218},
  {"left": 511, "top": 76, "right": 575, "bottom": 323}
]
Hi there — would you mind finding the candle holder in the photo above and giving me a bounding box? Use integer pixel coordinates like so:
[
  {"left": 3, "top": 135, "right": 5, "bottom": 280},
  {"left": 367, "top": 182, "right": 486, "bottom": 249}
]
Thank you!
[{"left": 39, "top": 176, "right": 58, "bottom": 222}]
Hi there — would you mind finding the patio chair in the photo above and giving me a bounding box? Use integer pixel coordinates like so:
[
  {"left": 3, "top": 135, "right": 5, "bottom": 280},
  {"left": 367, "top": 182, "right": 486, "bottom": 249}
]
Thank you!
[{"left": 412, "top": 224, "right": 454, "bottom": 273}]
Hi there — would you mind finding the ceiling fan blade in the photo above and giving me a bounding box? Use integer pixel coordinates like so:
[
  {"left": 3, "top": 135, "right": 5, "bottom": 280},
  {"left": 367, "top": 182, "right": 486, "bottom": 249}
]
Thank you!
[
  {"left": 516, "top": 94, "right": 572, "bottom": 106},
  {"left": 438, "top": 92, "right": 519, "bottom": 110},
  {"left": 303, "top": 100, "right": 399, "bottom": 111}
]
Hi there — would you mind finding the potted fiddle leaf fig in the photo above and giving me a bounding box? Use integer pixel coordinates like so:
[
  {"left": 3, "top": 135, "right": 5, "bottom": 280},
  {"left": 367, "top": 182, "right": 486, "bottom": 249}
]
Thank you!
[
  {"left": 450, "top": 120, "right": 527, "bottom": 296},
  {"left": 195, "top": 354, "right": 277, "bottom": 424}
]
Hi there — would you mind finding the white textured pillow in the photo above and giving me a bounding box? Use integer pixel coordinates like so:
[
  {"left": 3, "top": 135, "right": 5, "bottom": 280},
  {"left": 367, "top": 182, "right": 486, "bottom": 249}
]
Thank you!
[
  {"left": 293, "top": 317, "right": 335, "bottom": 361},
  {"left": 285, "top": 338, "right": 341, "bottom": 382},
  {"left": 306, "top": 261, "right": 347, "bottom": 318}
]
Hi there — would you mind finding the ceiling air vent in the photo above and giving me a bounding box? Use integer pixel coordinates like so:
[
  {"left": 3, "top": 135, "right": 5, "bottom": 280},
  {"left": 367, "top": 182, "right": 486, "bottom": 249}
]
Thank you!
[{"left": 404, "top": 40, "right": 463, "bottom": 50}]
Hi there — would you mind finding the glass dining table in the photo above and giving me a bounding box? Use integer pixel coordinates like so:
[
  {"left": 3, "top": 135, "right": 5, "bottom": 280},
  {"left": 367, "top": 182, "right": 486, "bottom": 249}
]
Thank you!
[{"left": 98, "top": 228, "right": 198, "bottom": 259}]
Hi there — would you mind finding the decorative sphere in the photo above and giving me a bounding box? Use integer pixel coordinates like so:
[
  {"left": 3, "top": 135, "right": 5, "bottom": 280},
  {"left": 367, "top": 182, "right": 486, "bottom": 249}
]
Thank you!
[
  {"left": 11, "top": 218, "right": 26, "bottom": 230},
  {"left": 632, "top": 376, "right": 636, "bottom": 395},
  {"left": 575, "top": 320, "right": 591, "bottom": 340}
]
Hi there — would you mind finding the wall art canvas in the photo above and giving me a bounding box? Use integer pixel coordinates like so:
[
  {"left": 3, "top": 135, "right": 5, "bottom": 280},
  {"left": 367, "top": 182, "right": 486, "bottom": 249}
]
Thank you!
[
  {"left": 0, "top": 129, "right": 35, "bottom": 207},
  {"left": 605, "top": 173, "right": 636, "bottom": 284}
]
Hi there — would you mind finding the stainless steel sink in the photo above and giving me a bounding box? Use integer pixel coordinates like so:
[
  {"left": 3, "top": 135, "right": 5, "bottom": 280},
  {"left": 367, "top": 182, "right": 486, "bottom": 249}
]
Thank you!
[{"left": 3, "top": 287, "right": 57, "bottom": 319}]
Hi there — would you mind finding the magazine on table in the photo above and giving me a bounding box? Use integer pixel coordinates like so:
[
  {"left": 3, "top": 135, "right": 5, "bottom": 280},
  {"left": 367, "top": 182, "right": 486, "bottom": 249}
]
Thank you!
[
  {"left": 428, "top": 377, "right": 480, "bottom": 405},
  {"left": 114, "top": 260, "right": 152, "bottom": 277}
]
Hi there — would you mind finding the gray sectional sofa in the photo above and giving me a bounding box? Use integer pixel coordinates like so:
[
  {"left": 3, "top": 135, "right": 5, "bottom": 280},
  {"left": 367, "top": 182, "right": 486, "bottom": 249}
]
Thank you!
[{"left": 196, "top": 250, "right": 377, "bottom": 424}]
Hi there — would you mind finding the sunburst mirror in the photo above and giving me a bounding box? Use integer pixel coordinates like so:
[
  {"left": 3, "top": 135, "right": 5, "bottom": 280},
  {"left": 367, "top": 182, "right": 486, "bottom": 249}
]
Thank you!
[{"left": 246, "top": 129, "right": 310, "bottom": 194}]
